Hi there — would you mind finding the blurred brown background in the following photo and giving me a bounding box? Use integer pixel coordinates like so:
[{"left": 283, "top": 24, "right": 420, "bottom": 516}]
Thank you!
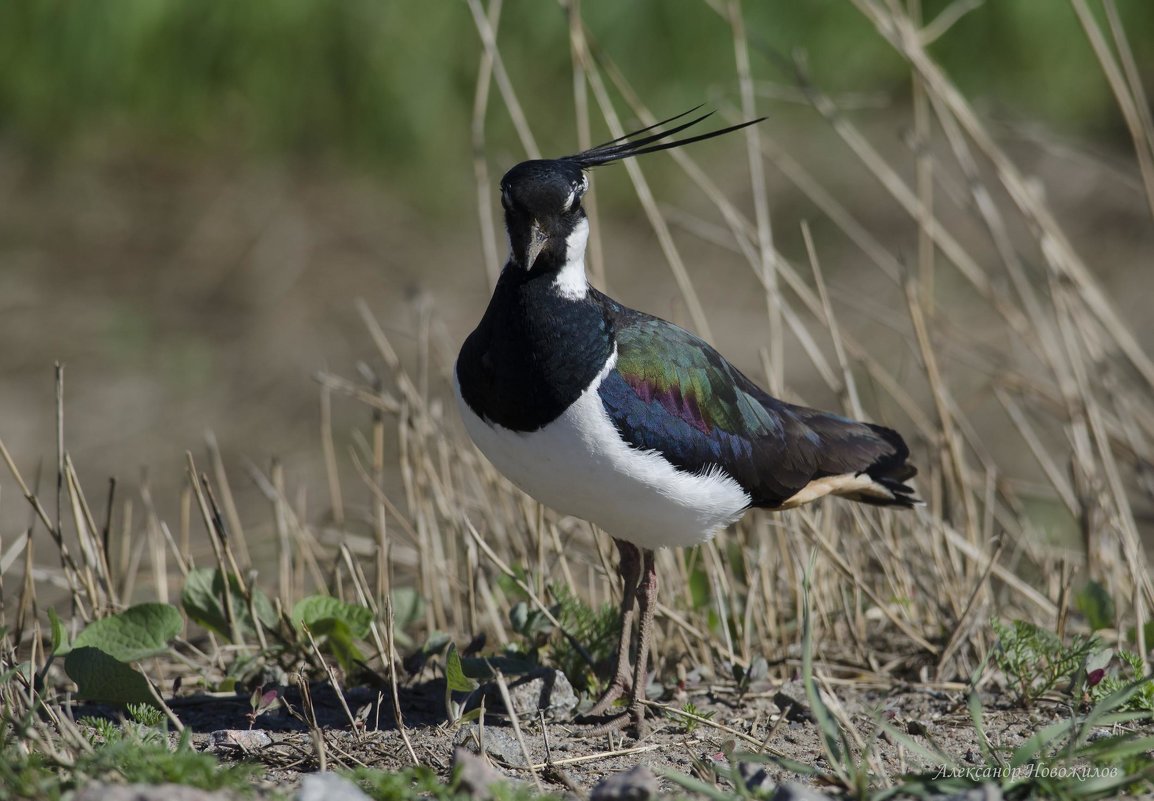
[{"left": 2, "top": 1, "right": 1153, "bottom": 560}]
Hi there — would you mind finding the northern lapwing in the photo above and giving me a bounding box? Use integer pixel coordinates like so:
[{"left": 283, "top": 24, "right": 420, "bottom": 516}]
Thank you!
[{"left": 454, "top": 109, "right": 918, "bottom": 734}]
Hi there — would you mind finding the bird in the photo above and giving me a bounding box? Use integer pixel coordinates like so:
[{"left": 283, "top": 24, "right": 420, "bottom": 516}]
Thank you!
[{"left": 454, "top": 108, "right": 918, "bottom": 735}]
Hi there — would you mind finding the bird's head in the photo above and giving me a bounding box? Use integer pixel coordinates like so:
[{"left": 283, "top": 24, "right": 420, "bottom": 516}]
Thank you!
[
  {"left": 499, "top": 159, "right": 589, "bottom": 273},
  {"left": 499, "top": 107, "right": 764, "bottom": 274}
]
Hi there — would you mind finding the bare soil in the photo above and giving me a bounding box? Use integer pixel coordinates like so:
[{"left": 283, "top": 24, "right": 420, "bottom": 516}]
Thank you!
[{"left": 75, "top": 671, "right": 1145, "bottom": 798}]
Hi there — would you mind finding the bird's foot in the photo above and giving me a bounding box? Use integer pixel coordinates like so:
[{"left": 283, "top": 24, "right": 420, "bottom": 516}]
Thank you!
[
  {"left": 581, "top": 702, "right": 647, "bottom": 738},
  {"left": 580, "top": 675, "right": 632, "bottom": 719}
]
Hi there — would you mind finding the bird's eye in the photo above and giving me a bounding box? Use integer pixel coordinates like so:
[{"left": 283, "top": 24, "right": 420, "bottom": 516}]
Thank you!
[
  {"left": 563, "top": 175, "right": 588, "bottom": 213},
  {"left": 500, "top": 187, "right": 513, "bottom": 210}
]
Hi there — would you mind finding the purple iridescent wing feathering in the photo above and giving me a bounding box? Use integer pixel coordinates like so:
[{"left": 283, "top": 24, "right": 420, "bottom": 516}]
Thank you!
[{"left": 596, "top": 304, "right": 916, "bottom": 509}]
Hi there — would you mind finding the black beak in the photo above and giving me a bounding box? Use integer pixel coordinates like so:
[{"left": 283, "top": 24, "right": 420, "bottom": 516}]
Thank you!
[{"left": 522, "top": 219, "right": 550, "bottom": 270}]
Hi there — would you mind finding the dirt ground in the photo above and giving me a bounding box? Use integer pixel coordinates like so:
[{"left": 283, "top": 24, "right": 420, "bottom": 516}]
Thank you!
[{"left": 74, "top": 668, "right": 1144, "bottom": 798}]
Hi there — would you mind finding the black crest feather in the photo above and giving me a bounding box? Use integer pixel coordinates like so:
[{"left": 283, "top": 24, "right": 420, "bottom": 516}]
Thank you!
[{"left": 560, "top": 106, "right": 764, "bottom": 169}]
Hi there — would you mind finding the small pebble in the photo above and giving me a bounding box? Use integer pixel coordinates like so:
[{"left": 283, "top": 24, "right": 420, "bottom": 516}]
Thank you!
[
  {"left": 452, "top": 747, "right": 506, "bottom": 800},
  {"left": 590, "top": 765, "right": 659, "bottom": 801}
]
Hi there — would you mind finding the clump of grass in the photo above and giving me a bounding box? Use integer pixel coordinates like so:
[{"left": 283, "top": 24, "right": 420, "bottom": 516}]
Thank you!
[
  {"left": 548, "top": 583, "right": 619, "bottom": 695},
  {"left": 675, "top": 701, "right": 716, "bottom": 735},
  {"left": 991, "top": 618, "right": 1101, "bottom": 706},
  {"left": 663, "top": 557, "right": 1154, "bottom": 800},
  {"left": 0, "top": 701, "right": 261, "bottom": 800},
  {"left": 890, "top": 680, "right": 1154, "bottom": 800},
  {"left": 350, "top": 763, "right": 563, "bottom": 801},
  {"left": 1093, "top": 650, "right": 1154, "bottom": 718}
]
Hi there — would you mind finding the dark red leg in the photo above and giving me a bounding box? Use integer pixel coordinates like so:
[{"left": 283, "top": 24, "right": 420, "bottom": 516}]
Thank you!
[
  {"left": 586, "top": 548, "right": 657, "bottom": 737},
  {"left": 582, "top": 539, "right": 641, "bottom": 717},
  {"left": 627, "top": 549, "right": 658, "bottom": 728}
]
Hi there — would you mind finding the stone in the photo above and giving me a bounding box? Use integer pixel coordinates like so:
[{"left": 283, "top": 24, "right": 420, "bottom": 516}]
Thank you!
[
  {"left": 773, "top": 690, "right": 816, "bottom": 723},
  {"left": 590, "top": 765, "right": 659, "bottom": 801},
  {"left": 73, "top": 784, "right": 235, "bottom": 801},
  {"left": 452, "top": 746, "right": 507, "bottom": 799},
  {"left": 474, "top": 668, "right": 579, "bottom": 720},
  {"left": 297, "top": 772, "right": 372, "bottom": 801},
  {"left": 934, "top": 784, "right": 1003, "bottom": 801},
  {"left": 769, "top": 782, "right": 837, "bottom": 801},
  {"left": 455, "top": 724, "right": 527, "bottom": 766},
  {"left": 209, "top": 729, "right": 273, "bottom": 752},
  {"left": 737, "top": 761, "right": 774, "bottom": 795}
]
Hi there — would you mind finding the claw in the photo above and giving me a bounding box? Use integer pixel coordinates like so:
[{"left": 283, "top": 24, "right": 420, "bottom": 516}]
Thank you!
[
  {"left": 582, "top": 680, "right": 628, "bottom": 719},
  {"left": 583, "top": 703, "right": 648, "bottom": 738}
]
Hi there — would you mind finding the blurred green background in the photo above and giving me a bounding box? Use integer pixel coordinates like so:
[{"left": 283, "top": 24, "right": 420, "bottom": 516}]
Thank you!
[
  {"left": 1, "top": 0, "right": 1152, "bottom": 544},
  {"left": 3, "top": 1, "right": 1152, "bottom": 205}
]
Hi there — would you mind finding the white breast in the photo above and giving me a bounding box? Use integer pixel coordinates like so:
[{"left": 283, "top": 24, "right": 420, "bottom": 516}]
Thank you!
[{"left": 453, "top": 349, "right": 751, "bottom": 550}]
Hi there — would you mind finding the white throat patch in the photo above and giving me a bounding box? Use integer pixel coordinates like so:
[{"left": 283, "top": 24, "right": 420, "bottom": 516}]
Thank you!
[{"left": 553, "top": 217, "right": 590, "bottom": 300}]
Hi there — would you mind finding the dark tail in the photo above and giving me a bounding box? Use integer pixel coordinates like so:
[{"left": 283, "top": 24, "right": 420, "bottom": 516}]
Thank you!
[{"left": 852, "top": 423, "right": 920, "bottom": 508}]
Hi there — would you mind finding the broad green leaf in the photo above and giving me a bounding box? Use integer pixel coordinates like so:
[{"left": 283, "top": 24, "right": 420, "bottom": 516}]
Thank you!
[
  {"left": 64, "top": 646, "right": 156, "bottom": 707},
  {"left": 495, "top": 568, "right": 531, "bottom": 602},
  {"left": 455, "top": 707, "right": 484, "bottom": 725},
  {"left": 308, "top": 617, "right": 365, "bottom": 675},
  {"left": 509, "top": 601, "right": 529, "bottom": 635},
  {"left": 445, "top": 644, "right": 477, "bottom": 693},
  {"left": 73, "top": 603, "right": 181, "bottom": 662},
  {"left": 181, "top": 567, "right": 277, "bottom": 639},
  {"left": 48, "top": 608, "right": 69, "bottom": 656},
  {"left": 390, "top": 587, "right": 424, "bottom": 631},
  {"left": 1075, "top": 580, "right": 1115, "bottom": 631},
  {"left": 292, "top": 595, "right": 373, "bottom": 639}
]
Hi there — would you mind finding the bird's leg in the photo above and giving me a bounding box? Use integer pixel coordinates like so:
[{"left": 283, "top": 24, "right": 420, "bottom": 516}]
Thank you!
[
  {"left": 626, "top": 548, "right": 658, "bottom": 730},
  {"left": 582, "top": 538, "right": 641, "bottom": 718},
  {"left": 586, "top": 548, "right": 657, "bottom": 737}
]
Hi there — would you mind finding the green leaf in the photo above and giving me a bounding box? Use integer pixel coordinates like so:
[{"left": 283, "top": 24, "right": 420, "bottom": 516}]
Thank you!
[
  {"left": 308, "top": 617, "right": 364, "bottom": 675},
  {"left": 495, "top": 567, "right": 531, "bottom": 602},
  {"left": 1008, "top": 718, "right": 1075, "bottom": 768},
  {"left": 445, "top": 644, "right": 477, "bottom": 693},
  {"left": 292, "top": 595, "right": 373, "bottom": 639},
  {"left": 73, "top": 603, "right": 181, "bottom": 662},
  {"left": 47, "top": 608, "right": 69, "bottom": 656},
  {"left": 390, "top": 587, "right": 424, "bottom": 631},
  {"left": 455, "top": 707, "right": 484, "bottom": 725},
  {"left": 64, "top": 646, "right": 156, "bottom": 706},
  {"left": 509, "top": 601, "right": 530, "bottom": 635},
  {"left": 1077, "top": 733, "right": 1154, "bottom": 762},
  {"left": 1075, "top": 580, "right": 1115, "bottom": 631},
  {"left": 181, "top": 567, "right": 277, "bottom": 639}
]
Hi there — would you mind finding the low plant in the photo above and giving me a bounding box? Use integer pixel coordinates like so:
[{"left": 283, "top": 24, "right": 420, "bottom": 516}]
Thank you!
[
  {"left": 890, "top": 678, "right": 1154, "bottom": 800},
  {"left": 1092, "top": 650, "right": 1154, "bottom": 718},
  {"left": 676, "top": 701, "right": 716, "bottom": 735},
  {"left": 52, "top": 603, "right": 183, "bottom": 708},
  {"left": 991, "top": 618, "right": 1100, "bottom": 707},
  {"left": 0, "top": 702, "right": 261, "bottom": 800},
  {"left": 182, "top": 566, "right": 379, "bottom": 684},
  {"left": 350, "top": 763, "right": 564, "bottom": 801}
]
